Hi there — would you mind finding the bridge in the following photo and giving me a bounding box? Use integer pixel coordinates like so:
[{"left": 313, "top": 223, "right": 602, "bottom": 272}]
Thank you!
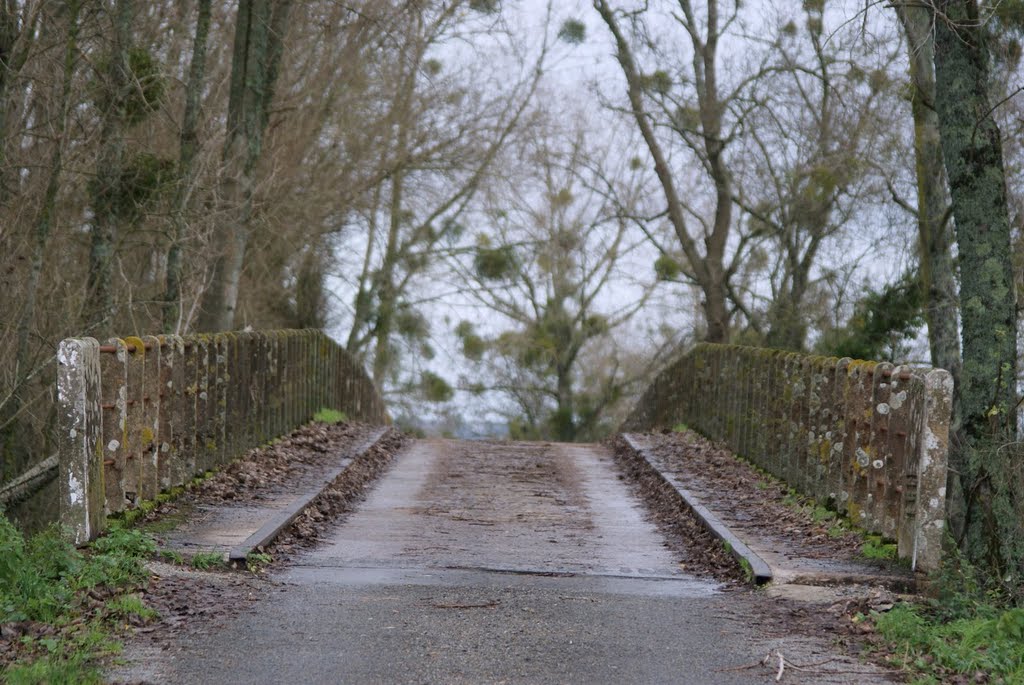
[{"left": 16, "top": 328, "right": 954, "bottom": 682}]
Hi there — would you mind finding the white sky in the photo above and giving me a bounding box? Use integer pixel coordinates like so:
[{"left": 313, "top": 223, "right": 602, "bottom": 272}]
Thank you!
[{"left": 324, "top": 0, "right": 938, "bottom": 433}]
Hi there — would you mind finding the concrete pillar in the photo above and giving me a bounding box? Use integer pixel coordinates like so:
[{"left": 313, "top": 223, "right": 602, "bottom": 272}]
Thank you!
[
  {"left": 890, "top": 365, "right": 921, "bottom": 561},
  {"left": 194, "top": 337, "right": 211, "bottom": 474},
  {"left": 180, "top": 340, "right": 199, "bottom": 478},
  {"left": 914, "top": 369, "right": 953, "bottom": 572},
  {"left": 120, "top": 336, "right": 146, "bottom": 505},
  {"left": 159, "top": 335, "right": 185, "bottom": 491},
  {"left": 138, "top": 335, "right": 162, "bottom": 501},
  {"left": 224, "top": 331, "right": 239, "bottom": 458},
  {"left": 100, "top": 339, "right": 129, "bottom": 513},
  {"left": 867, "top": 362, "right": 894, "bottom": 536},
  {"left": 57, "top": 338, "right": 105, "bottom": 545},
  {"left": 212, "top": 334, "right": 228, "bottom": 465}
]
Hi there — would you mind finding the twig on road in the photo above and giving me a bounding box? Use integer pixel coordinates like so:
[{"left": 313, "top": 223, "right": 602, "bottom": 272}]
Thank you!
[{"left": 430, "top": 600, "right": 500, "bottom": 609}]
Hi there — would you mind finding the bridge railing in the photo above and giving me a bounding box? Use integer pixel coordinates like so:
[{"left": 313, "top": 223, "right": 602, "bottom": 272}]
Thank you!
[
  {"left": 622, "top": 344, "right": 953, "bottom": 572},
  {"left": 56, "top": 329, "right": 387, "bottom": 544}
]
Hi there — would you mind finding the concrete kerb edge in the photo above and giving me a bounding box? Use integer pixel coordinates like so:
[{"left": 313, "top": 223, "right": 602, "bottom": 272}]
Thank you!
[
  {"left": 620, "top": 433, "right": 774, "bottom": 586},
  {"left": 227, "top": 426, "right": 391, "bottom": 562}
]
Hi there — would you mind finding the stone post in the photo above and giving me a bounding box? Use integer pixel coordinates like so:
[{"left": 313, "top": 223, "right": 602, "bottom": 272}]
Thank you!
[
  {"left": 868, "top": 362, "right": 895, "bottom": 536},
  {"left": 181, "top": 340, "right": 199, "bottom": 478},
  {"left": 212, "top": 334, "right": 228, "bottom": 465},
  {"left": 914, "top": 369, "right": 952, "bottom": 572},
  {"left": 194, "top": 337, "right": 211, "bottom": 474},
  {"left": 57, "top": 338, "right": 105, "bottom": 545},
  {"left": 138, "top": 335, "right": 162, "bottom": 501},
  {"left": 100, "top": 339, "right": 129, "bottom": 513},
  {"left": 160, "top": 335, "right": 185, "bottom": 491}
]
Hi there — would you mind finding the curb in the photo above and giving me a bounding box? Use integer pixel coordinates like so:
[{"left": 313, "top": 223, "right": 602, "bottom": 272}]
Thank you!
[
  {"left": 227, "top": 427, "right": 390, "bottom": 563},
  {"left": 620, "top": 434, "right": 774, "bottom": 585}
]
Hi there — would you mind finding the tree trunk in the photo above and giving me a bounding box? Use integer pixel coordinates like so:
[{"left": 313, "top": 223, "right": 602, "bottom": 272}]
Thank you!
[
  {"left": 897, "top": 2, "right": 961, "bottom": 411},
  {"left": 198, "top": 0, "right": 292, "bottom": 332},
  {"left": 765, "top": 287, "right": 808, "bottom": 351},
  {"left": 702, "top": 277, "right": 729, "bottom": 344},
  {"left": 553, "top": 364, "right": 576, "bottom": 442},
  {"left": 933, "top": 0, "right": 1018, "bottom": 567},
  {"left": 595, "top": 0, "right": 732, "bottom": 344},
  {"left": 85, "top": 0, "right": 133, "bottom": 332},
  {"left": 164, "top": 0, "right": 212, "bottom": 334},
  {"left": 0, "top": 3, "right": 35, "bottom": 204},
  {"left": 2, "top": 0, "right": 79, "bottom": 481},
  {"left": 371, "top": 169, "right": 404, "bottom": 387},
  {"left": 294, "top": 246, "right": 326, "bottom": 329}
]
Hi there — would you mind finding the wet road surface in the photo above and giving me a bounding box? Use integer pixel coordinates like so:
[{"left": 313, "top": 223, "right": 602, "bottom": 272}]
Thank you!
[{"left": 113, "top": 440, "right": 895, "bottom": 684}]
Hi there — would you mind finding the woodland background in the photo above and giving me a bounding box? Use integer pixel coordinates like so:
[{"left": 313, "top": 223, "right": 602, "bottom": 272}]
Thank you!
[{"left": 0, "top": 0, "right": 1022, "bottom": 569}]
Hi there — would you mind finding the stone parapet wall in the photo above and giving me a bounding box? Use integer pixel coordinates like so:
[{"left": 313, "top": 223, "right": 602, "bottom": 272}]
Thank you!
[
  {"left": 56, "top": 329, "right": 387, "bottom": 544},
  {"left": 622, "top": 344, "right": 953, "bottom": 572}
]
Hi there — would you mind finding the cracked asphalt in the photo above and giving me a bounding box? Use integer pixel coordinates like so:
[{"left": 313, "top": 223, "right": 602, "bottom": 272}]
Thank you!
[{"left": 110, "top": 439, "right": 897, "bottom": 684}]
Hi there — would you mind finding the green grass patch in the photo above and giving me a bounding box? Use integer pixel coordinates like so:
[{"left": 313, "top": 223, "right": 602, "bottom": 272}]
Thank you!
[
  {"left": 245, "top": 552, "right": 273, "bottom": 573},
  {"left": 189, "top": 552, "right": 226, "bottom": 570},
  {"left": 158, "top": 549, "right": 183, "bottom": 564},
  {"left": 876, "top": 604, "right": 1024, "bottom": 682},
  {"left": 0, "top": 515, "right": 158, "bottom": 682},
  {"left": 104, "top": 593, "right": 159, "bottom": 623},
  {"left": 872, "top": 550, "right": 1024, "bottom": 682},
  {"left": 861, "top": 534, "right": 898, "bottom": 561},
  {"left": 314, "top": 407, "right": 348, "bottom": 424},
  {"left": 140, "top": 508, "right": 190, "bottom": 535},
  {"left": 671, "top": 422, "right": 689, "bottom": 433},
  {"left": 810, "top": 505, "right": 837, "bottom": 523}
]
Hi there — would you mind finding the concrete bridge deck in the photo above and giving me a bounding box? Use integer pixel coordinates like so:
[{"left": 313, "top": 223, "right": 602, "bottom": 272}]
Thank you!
[{"left": 109, "top": 438, "right": 897, "bottom": 684}]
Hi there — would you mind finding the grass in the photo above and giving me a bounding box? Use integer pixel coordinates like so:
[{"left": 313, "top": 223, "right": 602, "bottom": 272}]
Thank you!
[
  {"left": 861, "top": 534, "right": 898, "bottom": 562},
  {"left": 314, "top": 407, "right": 348, "bottom": 424},
  {"left": 189, "top": 552, "right": 226, "bottom": 570},
  {"left": 245, "top": 552, "right": 272, "bottom": 573},
  {"left": 0, "top": 515, "right": 157, "bottom": 683},
  {"left": 875, "top": 604, "right": 1024, "bottom": 682},
  {"left": 871, "top": 550, "right": 1024, "bottom": 683}
]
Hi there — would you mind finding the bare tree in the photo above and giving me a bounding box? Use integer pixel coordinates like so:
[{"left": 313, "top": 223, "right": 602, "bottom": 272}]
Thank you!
[
  {"left": 163, "top": 0, "right": 212, "bottom": 333},
  {"left": 732, "top": 2, "right": 901, "bottom": 351},
  {"left": 197, "top": 0, "right": 293, "bottom": 332},
  {"left": 336, "top": 1, "right": 548, "bottom": 387},
  {"left": 595, "top": 0, "right": 751, "bottom": 343},
  {"left": 892, "top": 0, "right": 960, "bottom": 399},
  {"left": 452, "top": 118, "right": 655, "bottom": 441}
]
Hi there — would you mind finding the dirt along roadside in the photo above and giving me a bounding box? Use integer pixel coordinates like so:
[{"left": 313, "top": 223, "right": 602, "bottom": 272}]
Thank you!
[
  {"left": 105, "top": 420, "right": 405, "bottom": 676},
  {"left": 612, "top": 429, "right": 917, "bottom": 678}
]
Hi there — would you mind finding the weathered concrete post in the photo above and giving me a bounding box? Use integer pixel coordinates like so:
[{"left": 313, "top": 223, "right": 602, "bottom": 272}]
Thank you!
[
  {"left": 914, "top": 369, "right": 952, "bottom": 571},
  {"left": 891, "top": 365, "right": 919, "bottom": 561},
  {"left": 138, "top": 335, "right": 162, "bottom": 501},
  {"left": 120, "top": 336, "right": 146, "bottom": 505},
  {"left": 180, "top": 340, "right": 199, "bottom": 479},
  {"left": 194, "top": 337, "right": 211, "bottom": 474},
  {"left": 829, "top": 358, "right": 851, "bottom": 510},
  {"left": 160, "top": 335, "right": 185, "bottom": 491},
  {"left": 212, "top": 334, "right": 228, "bottom": 465},
  {"left": 100, "top": 339, "right": 129, "bottom": 512},
  {"left": 223, "top": 332, "right": 240, "bottom": 459},
  {"left": 242, "top": 331, "right": 257, "bottom": 448},
  {"left": 57, "top": 338, "right": 105, "bottom": 545},
  {"left": 868, "top": 362, "right": 894, "bottom": 534}
]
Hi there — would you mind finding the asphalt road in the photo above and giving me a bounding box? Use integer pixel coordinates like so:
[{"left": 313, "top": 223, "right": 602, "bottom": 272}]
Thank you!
[{"left": 111, "top": 440, "right": 896, "bottom": 684}]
